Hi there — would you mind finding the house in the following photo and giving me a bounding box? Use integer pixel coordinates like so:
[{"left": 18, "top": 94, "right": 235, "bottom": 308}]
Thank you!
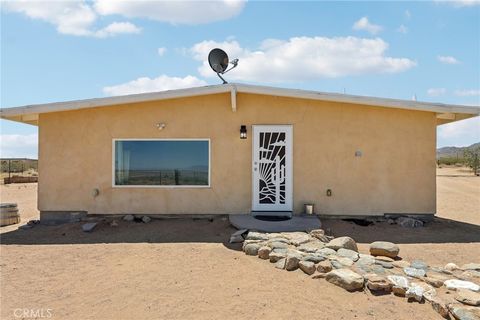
[{"left": 1, "top": 83, "right": 478, "bottom": 222}]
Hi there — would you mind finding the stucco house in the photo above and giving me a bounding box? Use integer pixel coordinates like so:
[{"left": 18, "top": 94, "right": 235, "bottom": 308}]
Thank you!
[{"left": 1, "top": 83, "right": 478, "bottom": 222}]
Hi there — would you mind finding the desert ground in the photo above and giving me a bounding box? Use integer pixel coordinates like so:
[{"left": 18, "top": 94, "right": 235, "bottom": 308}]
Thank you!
[{"left": 0, "top": 167, "right": 479, "bottom": 319}]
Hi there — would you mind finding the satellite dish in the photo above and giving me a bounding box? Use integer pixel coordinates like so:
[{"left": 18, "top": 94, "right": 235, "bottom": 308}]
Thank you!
[{"left": 208, "top": 48, "right": 239, "bottom": 84}]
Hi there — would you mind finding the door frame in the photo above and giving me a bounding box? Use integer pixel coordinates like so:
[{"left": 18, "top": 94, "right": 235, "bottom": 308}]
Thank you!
[{"left": 251, "top": 124, "right": 293, "bottom": 212}]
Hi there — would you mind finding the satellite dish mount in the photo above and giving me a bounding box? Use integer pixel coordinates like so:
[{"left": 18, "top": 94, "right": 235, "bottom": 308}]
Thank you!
[{"left": 208, "top": 48, "right": 239, "bottom": 84}]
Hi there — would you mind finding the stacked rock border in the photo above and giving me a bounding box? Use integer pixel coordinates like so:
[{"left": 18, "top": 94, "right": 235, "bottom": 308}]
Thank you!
[{"left": 241, "top": 229, "right": 480, "bottom": 320}]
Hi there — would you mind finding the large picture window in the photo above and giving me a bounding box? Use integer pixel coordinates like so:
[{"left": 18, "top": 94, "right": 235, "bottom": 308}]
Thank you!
[{"left": 114, "top": 139, "right": 210, "bottom": 187}]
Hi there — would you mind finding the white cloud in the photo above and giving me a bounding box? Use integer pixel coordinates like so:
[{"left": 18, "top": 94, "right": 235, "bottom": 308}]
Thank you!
[
  {"left": 157, "top": 47, "right": 167, "bottom": 57},
  {"left": 427, "top": 88, "right": 447, "bottom": 96},
  {"left": 438, "top": 55, "right": 460, "bottom": 64},
  {"left": 405, "top": 10, "right": 412, "bottom": 19},
  {"left": 436, "top": 0, "right": 480, "bottom": 7},
  {"left": 352, "top": 17, "right": 383, "bottom": 35},
  {"left": 2, "top": 0, "right": 140, "bottom": 38},
  {"left": 103, "top": 75, "right": 207, "bottom": 96},
  {"left": 438, "top": 117, "right": 480, "bottom": 141},
  {"left": 93, "top": 0, "right": 246, "bottom": 25},
  {"left": 454, "top": 89, "right": 480, "bottom": 96},
  {"left": 397, "top": 24, "right": 408, "bottom": 34},
  {"left": 191, "top": 37, "right": 416, "bottom": 83},
  {"left": 0, "top": 134, "right": 38, "bottom": 158}
]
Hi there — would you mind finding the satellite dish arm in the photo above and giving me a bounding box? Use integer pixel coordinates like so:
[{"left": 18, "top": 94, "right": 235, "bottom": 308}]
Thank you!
[
  {"left": 216, "top": 72, "right": 228, "bottom": 84},
  {"left": 223, "top": 59, "right": 239, "bottom": 74}
]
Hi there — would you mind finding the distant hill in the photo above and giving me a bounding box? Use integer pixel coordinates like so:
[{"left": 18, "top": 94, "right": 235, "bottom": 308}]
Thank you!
[{"left": 437, "top": 142, "right": 480, "bottom": 159}]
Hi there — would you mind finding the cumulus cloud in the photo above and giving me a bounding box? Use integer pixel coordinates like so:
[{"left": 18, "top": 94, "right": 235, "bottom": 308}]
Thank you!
[
  {"left": 427, "top": 88, "right": 447, "bottom": 97},
  {"left": 93, "top": 0, "right": 246, "bottom": 24},
  {"left": 2, "top": 0, "right": 245, "bottom": 37},
  {"left": 438, "top": 55, "right": 460, "bottom": 64},
  {"left": 2, "top": 0, "right": 140, "bottom": 37},
  {"left": 352, "top": 17, "right": 383, "bottom": 35},
  {"left": 454, "top": 89, "right": 480, "bottom": 96},
  {"left": 191, "top": 37, "right": 416, "bottom": 83},
  {"left": 103, "top": 75, "right": 207, "bottom": 96},
  {"left": 436, "top": 0, "right": 480, "bottom": 7},
  {"left": 0, "top": 134, "right": 38, "bottom": 158},
  {"left": 157, "top": 47, "right": 167, "bottom": 56}
]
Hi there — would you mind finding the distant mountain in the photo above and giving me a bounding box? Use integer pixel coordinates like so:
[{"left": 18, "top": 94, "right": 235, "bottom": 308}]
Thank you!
[{"left": 437, "top": 142, "right": 480, "bottom": 159}]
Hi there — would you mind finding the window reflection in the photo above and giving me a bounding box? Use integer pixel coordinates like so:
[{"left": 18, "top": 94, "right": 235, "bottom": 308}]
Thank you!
[{"left": 115, "top": 140, "right": 209, "bottom": 186}]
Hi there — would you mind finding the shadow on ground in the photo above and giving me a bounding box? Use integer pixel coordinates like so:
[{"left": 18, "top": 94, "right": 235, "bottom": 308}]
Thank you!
[{"left": 1, "top": 216, "right": 479, "bottom": 246}]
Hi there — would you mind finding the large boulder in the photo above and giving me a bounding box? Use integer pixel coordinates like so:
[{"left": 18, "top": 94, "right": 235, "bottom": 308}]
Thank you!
[
  {"left": 317, "top": 248, "right": 337, "bottom": 256},
  {"left": 299, "top": 261, "right": 316, "bottom": 275},
  {"left": 449, "top": 305, "right": 480, "bottom": 320},
  {"left": 269, "top": 251, "right": 286, "bottom": 263},
  {"left": 302, "top": 253, "right": 327, "bottom": 263},
  {"left": 387, "top": 275, "right": 410, "bottom": 297},
  {"left": 367, "top": 275, "right": 393, "bottom": 292},
  {"left": 403, "top": 267, "right": 426, "bottom": 278},
  {"left": 267, "top": 241, "right": 289, "bottom": 250},
  {"left": 455, "top": 288, "right": 480, "bottom": 306},
  {"left": 281, "top": 232, "right": 312, "bottom": 246},
  {"left": 285, "top": 254, "right": 301, "bottom": 271},
  {"left": 325, "top": 269, "right": 364, "bottom": 291},
  {"left": 462, "top": 263, "right": 480, "bottom": 271},
  {"left": 429, "top": 297, "right": 450, "bottom": 319},
  {"left": 410, "top": 260, "right": 429, "bottom": 271},
  {"left": 309, "top": 229, "right": 330, "bottom": 242},
  {"left": 297, "top": 241, "right": 325, "bottom": 253},
  {"left": 326, "top": 236, "right": 358, "bottom": 252},
  {"left": 317, "top": 260, "right": 333, "bottom": 273},
  {"left": 245, "top": 231, "right": 269, "bottom": 241},
  {"left": 445, "top": 279, "right": 480, "bottom": 292},
  {"left": 369, "top": 241, "right": 399, "bottom": 258}
]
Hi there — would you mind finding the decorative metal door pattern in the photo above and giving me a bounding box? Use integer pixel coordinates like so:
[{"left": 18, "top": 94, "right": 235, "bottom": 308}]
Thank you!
[{"left": 252, "top": 125, "right": 292, "bottom": 211}]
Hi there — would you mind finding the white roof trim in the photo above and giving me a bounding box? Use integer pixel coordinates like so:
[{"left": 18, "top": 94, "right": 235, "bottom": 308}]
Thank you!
[{"left": 1, "top": 83, "right": 479, "bottom": 122}]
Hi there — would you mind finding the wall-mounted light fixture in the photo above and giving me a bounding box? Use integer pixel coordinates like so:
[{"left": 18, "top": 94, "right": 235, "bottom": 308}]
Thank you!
[
  {"left": 156, "top": 123, "right": 166, "bottom": 130},
  {"left": 240, "top": 125, "right": 247, "bottom": 139}
]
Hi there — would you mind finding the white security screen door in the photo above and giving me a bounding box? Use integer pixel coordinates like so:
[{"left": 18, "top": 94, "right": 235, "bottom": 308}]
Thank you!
[{"left": 252, "top": 125, "right": 293, "bottom": 211}]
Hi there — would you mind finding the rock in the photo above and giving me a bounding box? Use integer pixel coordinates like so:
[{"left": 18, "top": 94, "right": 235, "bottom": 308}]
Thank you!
[
  {"left": 325, "top": 269, "right": 364, "bottom": 291},
  {"left": 302, "top": 253, "right": 327, "bottom": 263},
  {"left": 244, "top": 243, "right": 261, "bottom": 256},
  {"left": 123, "top": 214, "right": 134, "bottom": 222},
  {"left": 429, "top": 297, "right": 450, "bottom": 319},
  {"left": 411, "top": 260, "right": 429, "bottom": 271},
  {"left": 387, "top": 275, "right": 409, "bottom": 296},
  {"left": 446, "top": 263, "right": 461, "bottom": 271},
  {"left": 317, "top": 260, "right": 333, "bottom": 273},
  {"left": 337, "top": 248, "right": 359, "bottom": 262},
  {"left": 326, "top": 236, "right": 358, "bottom": 252},
  {"left": 269, "top": 251, "right": 286, "bottom": 263},
  {"left": 406, "top": 284, "right": 425, "bottom": 302},
  {"left": 267, "top": 241, "right": 289, "bottom": 250},
  {"left": 455, "top": 289, "right": 480, "bottom": 306},
  {"left": 19, "top": 224, "right": 33, "bottom": 230},
  {"left": 297, "top": 240, "right": 325, "bottom": 253},
  {"left": 404, "top": 267, "right": 426, "bottom": 278},
  {"left": 460, "top": 270, "right": 480, "bottom": 281},
  {"left": 285, "top": 254, "right": 301, "bottom": 271},
  {"left": 331, "top": 257, "right": 354, "bottom": 267},
  {"left": 311, "top": 272, "right": 328, "bottom": 279},
  {"left": 229, "top": 229, "right": 247, "bottom": 243},
  {"left": 367, "top": 275, "right": 392, "bottom": 292},
  {"left": 449, "top": 305, "right": 480, "bottom": 320},
  {"left": 258, "top": 246, "right": 272, "bottom": 260},
  {"left": 375, "top": 260, "right": 393, "bottom": 269},
  {"left": 387, "top": 218, "right": 396, "bottom": 225},
  {"left": 309, "top": 229, "right": 329, "bottom": 242},
  {"left": 281, "top": 232, "right": 312, "bottom": 246},
  {"left": 299, "top": 260, "right": 316, "bottom": 275},
  {"left": 462, "top": 263, "right": 480, "bottom": 271},
  {"left": 110, "top": 220, "right": 118, "bottom": 227},
  {"left": 445, "top": 280, "right": 480, "bottom": 292},
  {"left": 369, "top": 241, "right": 400, "bottom": 258},
  {"left": 375, "top": 256, "right": 395, "bottom": 262},
  {"left": 245, "top": 231, "right": 269, "bottom": 241},
  {"left": 82, "top": 222, "right": 97, "bottom": 232},
  {"left": 356, "top": 254, "right": 376, "bottom": 266},
  {"left": 317, "top": 248, "right": 337, "bottom": 256},
  {"left": 141, "top": 216, "right": 151, "bottom": 223},
  {"left": 242, "top": 239, "right": 264, "bottom": 251},
  {"left": 397, "top": 216, "right": 424, "bottom": 228},
  {"left": 392, "top": 260, "right": 411, "bottom": 268},
  {"left": 424, "top": 274, "right": 448, "bottom": 288},
  {"left": 275, "top": 258, "right": 286, "bottom": 269}
]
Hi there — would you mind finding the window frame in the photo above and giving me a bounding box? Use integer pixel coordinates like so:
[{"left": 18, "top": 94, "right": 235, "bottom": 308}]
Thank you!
[{"left": 112, "top": 138, "right": 211, "bottom": 188}]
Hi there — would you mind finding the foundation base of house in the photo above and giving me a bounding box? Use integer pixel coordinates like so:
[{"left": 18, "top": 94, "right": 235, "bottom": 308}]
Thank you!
[
  {"left": 40, "top": 211, "right": 87, "bottom": 225},
  {"left": 229, "top": 214, "right": 321, "bottom": 232},
  {"left": 318, "top": 213, "right": 435, "bottom": 222}
]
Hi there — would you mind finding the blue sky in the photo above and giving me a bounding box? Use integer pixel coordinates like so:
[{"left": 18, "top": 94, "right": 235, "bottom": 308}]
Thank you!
[{"left": 1, "top": 0, "right": 479, "bottom": 158}]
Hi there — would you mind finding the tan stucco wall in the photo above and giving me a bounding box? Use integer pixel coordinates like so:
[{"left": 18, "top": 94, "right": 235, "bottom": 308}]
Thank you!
[{"left": 38, "top": 93, "right": 437, "bottom": 215}]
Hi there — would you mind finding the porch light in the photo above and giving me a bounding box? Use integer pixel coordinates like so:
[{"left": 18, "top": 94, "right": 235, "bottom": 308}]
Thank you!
[{"left": 240, "top": 125, "right": 247, "bottom": 139}]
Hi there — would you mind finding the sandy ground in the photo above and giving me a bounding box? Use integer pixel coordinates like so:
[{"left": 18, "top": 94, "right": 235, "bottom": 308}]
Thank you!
[{"left": 0, "top": 168, "right": 479, "bottom": 320}]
